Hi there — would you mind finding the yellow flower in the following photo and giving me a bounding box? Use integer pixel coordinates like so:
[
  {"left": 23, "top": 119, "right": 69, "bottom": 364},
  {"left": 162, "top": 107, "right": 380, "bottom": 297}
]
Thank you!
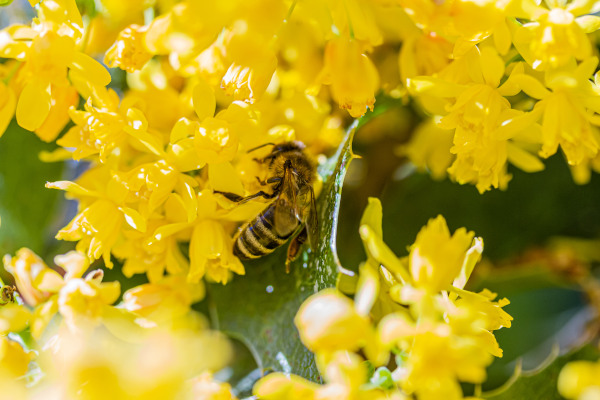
[
  {"left": 195, "top": 118, "right": 240, "bottom": 164},
  {"left": 122, "top": 275, "right": 204, "bottom": 325},
  {"left": 144, "top": 1, "right": 237, "bottom": 60},
  {"left": 190, "top": 372, "right": 238, "bottom": 400},
  {"left": 47, "top": 169, "right": 149, "bottom": 268},
  {"left": 0, "top": 336, "right": 33, "bottom": 377},
  {"left": 0, "top": 303, "right": 31, "bottom": 335},
  {"left": 0, "top": 1, "right": 110, "bottom": 138},
  {"left": 34, "top": 84, "right": 80, "bottom": 142},
  {"left": 55, "top": 197, "right": 125, "bottom": 268},
  {"left": 254, "top": 372, "right": 319, "bottom": 400},
  {"left": 558, "top": 360, "right": 600, "bottom": 400},
  {"left": 512, "top": 0, "right": 600, "bottom": 70},
  {"left": 57, "top": 87, "right": 160, "bottom": 163},
  {"left": 317, "top": 37, "right": 379, "bottom": 118},
  {"left": 294, "top": 289, "right": 371, "bottom": 354},
  {"left": 3, "top": 248, "right": 53, "bottom": 306},
  {"left": 409, "top": 215, "right": 474, "bottom": 293},
  {"left": 3, "top": 248, "right": 121, "bottom": 338},
  {"left": 512, "top": 57, "right": 600, "bottom": 165},
  {"left": 124, "top": 60, "right": 195, "bottom": 132},
  {"left": 104, "top": 24, "right": 153, "bottom": 73},
  {"left": 410, "top": 48, "right": 544, "bottom": 192},
  {"left": 37, "top": 324, "right": 233, "bottom": 400},
  {"left": 399, "top": 30, "right": 454, "bottom": 84},
  {"left": 221, "top": 28, "right": 278, "bottom": 104},
  {"left": 113, "top": 224, "right": 190, "bottom": 283},
  {"left": 58, "top": 272, "right": 121, "bottom": 333},
  {"left": 402, "top": 330, "right": 492, "bottom": 399},
  {"left": 356, "top": 198, "right": 511, "bottom": 398},
  {"left": 399, "top": 0, "right": 512, "bottom": 56}
]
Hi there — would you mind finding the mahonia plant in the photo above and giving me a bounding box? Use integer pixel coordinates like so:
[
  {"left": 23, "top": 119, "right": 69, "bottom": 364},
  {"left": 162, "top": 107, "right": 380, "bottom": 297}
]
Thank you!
[{"left": 0, "top": 0, "right": 599, "bottom": 398}]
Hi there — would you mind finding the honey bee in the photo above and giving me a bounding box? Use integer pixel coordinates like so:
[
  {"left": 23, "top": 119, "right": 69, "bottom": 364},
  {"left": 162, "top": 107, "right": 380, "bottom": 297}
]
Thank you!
[{"left": 215, "top": 141, "right": 318, "bottom": 270}]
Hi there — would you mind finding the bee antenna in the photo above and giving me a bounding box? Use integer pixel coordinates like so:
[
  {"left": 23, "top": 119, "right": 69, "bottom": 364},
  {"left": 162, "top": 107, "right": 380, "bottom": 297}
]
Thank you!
[{"left": 247, "top": 142, "right": 276, "bottom": 153}]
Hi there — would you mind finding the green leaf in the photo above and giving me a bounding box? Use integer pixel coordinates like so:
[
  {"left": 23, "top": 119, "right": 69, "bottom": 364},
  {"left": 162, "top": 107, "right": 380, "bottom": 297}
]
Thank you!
[
  {"left": 483, "top": 344, "right": 600, "bottom": 400},
  {"left": 0, "top": 121, "right": 65, "bottom": 259},
  {"left": 0, "top": 0, "right": 15, "bottom": 6},
  {"left": 205, "top": 121, "right": 358, "bottom": 386}
]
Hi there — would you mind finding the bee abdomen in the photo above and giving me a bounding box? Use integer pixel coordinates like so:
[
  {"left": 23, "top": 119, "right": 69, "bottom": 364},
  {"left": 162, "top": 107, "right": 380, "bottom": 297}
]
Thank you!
[{"left": 233, "top": 207, "right": 293, "bottom": 260}]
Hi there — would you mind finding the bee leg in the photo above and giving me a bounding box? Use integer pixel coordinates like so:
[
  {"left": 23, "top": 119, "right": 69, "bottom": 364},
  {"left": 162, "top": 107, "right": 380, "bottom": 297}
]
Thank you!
[
  {"left": 214, "top": 190, "right": 277, "bottom": 204},
  {"left": 256, "top": 176, "right": 281, "bottom": 186},
  {"left": 285, "top": 227, "right": 308, "bottom": 273},
  {"left": 213, "top": 191, "right": 245, "bottom": 202}
]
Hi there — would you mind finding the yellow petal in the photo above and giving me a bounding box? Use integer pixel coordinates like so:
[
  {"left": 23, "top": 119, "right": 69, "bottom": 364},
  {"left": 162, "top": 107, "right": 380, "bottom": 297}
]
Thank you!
[
  {"left": 192, "top": 78, "right": 216, "bottom": 121},
  {"left": 208, "top": 162, "right": 244, "bottom": 196},
  {"left": 0, "top": 304, "right": 31, "bottom": 334},
  {"left": 98, "top": 281, "right": 121, "bottom": 304},
  {"left": 16, "top": 80, "right": 51, "bottom": 131},
  {"left": 0, "top": 85, "right": 16, "bottom": 138},
  {"left": 119, "top": 207, "right": 147, "bottom": 232},
  {"left": 70, "top": 52, "right": 111, "bottom": 87},
  {"left": 359, "top": 225, "right": 411, "bottom": 284},
  {"left": 354, "top": 260, "right": 380, "bottom": 317},
  {"left": 513, "top": 74, "right": 551, "bottom": 99},
  {"left": 54, "top": 251, "right": 89, "bottom": 280},
  {"left": 495, "top": 108, "right": 542, "bottom": 140},
  {"left": 507, "top": 142, "right": 545, "bottom": 172},
  {"left": 170, "top": 118, "right": 197, "bottom": 143},
  {"left": 407, "top": 77, "right": 464, "bottom": 98},
  {"left": 45, "top": 180, "right": 97, "bottom": 197},
  {"left": 575, "top": 15, "right": 600, "bottom": 33},
  {"left": 153, "top": 222, "right": 191, "bottom": 241},
  {"left": 360, "top": 197, "right": 383, "bottom": 238},
  {"left": 493, "top": 19, "right": 512, "bottom": 55},
  {"left": 34, "top": 269, "right": 65, "bottom": 292},
  {"left": 480, "top": 47, "right": 505, "bottom": 88},
  {"left": 451, "top": 237, "right": 483, "bottom": 292}
]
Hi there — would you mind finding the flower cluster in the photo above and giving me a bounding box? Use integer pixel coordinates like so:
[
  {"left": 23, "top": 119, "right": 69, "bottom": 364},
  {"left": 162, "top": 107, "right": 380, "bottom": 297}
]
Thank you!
[
  {"left": 255, "top": 198, "right": 512, "bottom": 400},
  {"left": 1, "top": 0, "right": 600, "bottom": 285},
  {"left": 2, "top": 0, "right": 349, "bottom": 284},
  {"left": 0, "top": 247, "right": 236, "bottom": 399}
]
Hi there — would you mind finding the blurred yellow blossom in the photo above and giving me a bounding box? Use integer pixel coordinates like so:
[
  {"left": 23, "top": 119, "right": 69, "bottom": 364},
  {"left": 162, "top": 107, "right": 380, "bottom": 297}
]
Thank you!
[
  {"left": 0, "top": 336, "right": 33, "bottom": 377},
  {"left": 3, "top": 248, "right": 53, "bottom": 306},
  {"left": 294, "top": 289, "right": 371, "bottom": 354},
  {"left": 512, "top": 0, "right": 600, "bottom": 70},
  {"left": 122, "top": 275, "right": 204, "bottom": 325},
  {"left": 558, "top": 359, "right": 600, "bottom": 400},
  {"left": 398, "top": 118, "right": 454, "bottom": 179},
  {"left": 104, "top": 24, "right": 153, "bottom": 73}
]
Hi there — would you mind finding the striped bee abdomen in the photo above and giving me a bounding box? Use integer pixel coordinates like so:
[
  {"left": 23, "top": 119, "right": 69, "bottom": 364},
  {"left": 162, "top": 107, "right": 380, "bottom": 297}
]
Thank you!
[{"left": 233, "top": 206, "right": 297, "bottom": 260}]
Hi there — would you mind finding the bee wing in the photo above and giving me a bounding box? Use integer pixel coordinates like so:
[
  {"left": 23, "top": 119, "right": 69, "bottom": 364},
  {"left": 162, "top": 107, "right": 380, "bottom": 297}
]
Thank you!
[
  {"left": 274, "top": 166, "right": 302, "bottom": 237},
  {"left": 305, "top": 187, "right": 319, "bottom": 247}
]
